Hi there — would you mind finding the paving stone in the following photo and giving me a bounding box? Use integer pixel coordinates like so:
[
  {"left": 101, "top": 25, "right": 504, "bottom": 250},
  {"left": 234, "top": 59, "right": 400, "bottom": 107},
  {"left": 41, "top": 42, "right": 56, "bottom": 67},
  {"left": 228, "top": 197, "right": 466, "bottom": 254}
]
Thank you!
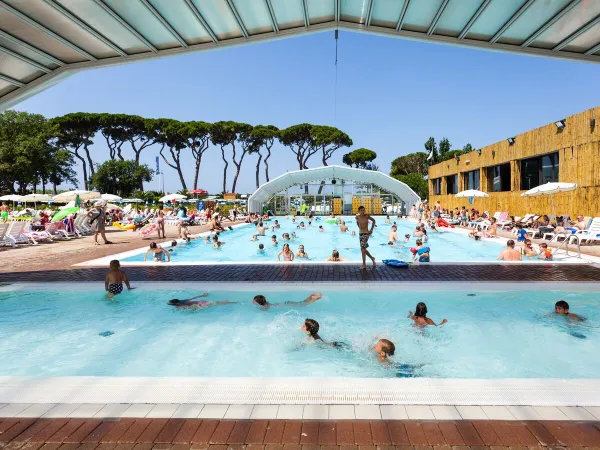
[
  {"left": 207, "top": 422, "right": 235, "bottom": 445},
  {"left": 263, "top": 422, "right": 285, "bottom": 445},
  {"left": 173, "top": 422, "right": 202, "bottom": 445}
]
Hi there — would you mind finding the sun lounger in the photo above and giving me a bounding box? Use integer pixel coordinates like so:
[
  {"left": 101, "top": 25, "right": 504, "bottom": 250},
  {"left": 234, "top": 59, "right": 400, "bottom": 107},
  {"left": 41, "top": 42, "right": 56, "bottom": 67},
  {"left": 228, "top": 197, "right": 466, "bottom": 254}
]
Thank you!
[
  {"left": 7, "top": 221, "right": 35, "bottom": 245},
  {"left": 0, "top": 222, "right": 15, "bottom": 248},
  {"left": 569, "top": 217, "right": 600, "bottom": 244},
  {"left": 45, "top": 222, "right": 71, "bottom": 240}
]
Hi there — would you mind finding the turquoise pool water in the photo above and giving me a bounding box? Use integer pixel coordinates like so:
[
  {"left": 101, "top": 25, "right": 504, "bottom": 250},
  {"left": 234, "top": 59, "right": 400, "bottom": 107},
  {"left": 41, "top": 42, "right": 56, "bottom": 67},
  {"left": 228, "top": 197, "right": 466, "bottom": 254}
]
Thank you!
[
  {"left": 0, "top": 287, "right": 598, "bottom": 378},
  {"left": 123, "top": 217, "right": 506, "bottom": 263}
]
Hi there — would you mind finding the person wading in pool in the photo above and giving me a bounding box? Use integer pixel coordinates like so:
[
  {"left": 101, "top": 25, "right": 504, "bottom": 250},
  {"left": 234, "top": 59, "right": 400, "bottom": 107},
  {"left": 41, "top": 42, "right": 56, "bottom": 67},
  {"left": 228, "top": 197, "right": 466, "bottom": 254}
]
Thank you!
[
  {"left": 356, "top": 206, "right": 376, "bottom": 270},
  {"left": 253, "top": 292, "right": 322, "bottom": 309}
]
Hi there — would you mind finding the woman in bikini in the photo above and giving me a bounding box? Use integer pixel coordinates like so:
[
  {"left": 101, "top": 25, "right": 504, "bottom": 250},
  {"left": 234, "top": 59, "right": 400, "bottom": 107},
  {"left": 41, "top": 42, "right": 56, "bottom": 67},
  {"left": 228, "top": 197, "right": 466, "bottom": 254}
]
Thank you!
[
  {"left": 325, "top": 250, "right": 347, "bottom": 262},
  {"left": 278, "top": 243, "right": 294, "bottom": 262}
]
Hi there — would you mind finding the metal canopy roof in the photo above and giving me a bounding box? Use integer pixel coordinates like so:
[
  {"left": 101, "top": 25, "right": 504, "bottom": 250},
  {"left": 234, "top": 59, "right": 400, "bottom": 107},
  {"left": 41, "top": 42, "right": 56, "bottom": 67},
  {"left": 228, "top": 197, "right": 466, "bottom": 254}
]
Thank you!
[
  {"left": 1, "top": 0, "right": 600, "bottom": 110},
  {"left": 247, "top": 165, "right": 421, "bottom": 213}
]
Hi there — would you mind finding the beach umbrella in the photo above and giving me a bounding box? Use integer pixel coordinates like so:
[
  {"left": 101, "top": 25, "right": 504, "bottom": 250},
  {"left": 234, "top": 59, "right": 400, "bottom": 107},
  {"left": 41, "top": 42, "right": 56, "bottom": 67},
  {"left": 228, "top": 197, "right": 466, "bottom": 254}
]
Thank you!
[
  {"left": 105, "top": 203, "right": 122, "bottom": 211},
  {"left": 455, "top": 189, "right": 489, "bottom": 206},
  {"left": 188, "top": 189, "right": 207, "bottom": 195},
  {"left": 159, "top": 193, "right": 187, "bottom": 202},
  {"left": 51, "top": 206, "right": 79, "bottom": 222},
  {"left": 53, "top": 190, "right": 100, "bottom": 203},
  {"left": 101, "top": 193, "right": 122, "bottom": 201},
  {"left": 22, "top": 193, "right": 51, "bottom": 208},
  {"left": 122, "top": 198, "right": 143, "bottom": 203},
  {"left": 521, "top": 182, "right": 577, "bottom": 219},
  {"left": 0, "top": 194, "right": 24, "bottom": 208}
]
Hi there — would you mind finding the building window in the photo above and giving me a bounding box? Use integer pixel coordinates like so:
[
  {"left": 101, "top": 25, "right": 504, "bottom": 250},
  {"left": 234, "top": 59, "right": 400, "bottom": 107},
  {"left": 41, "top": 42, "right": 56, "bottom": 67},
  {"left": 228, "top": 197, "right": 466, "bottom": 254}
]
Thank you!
[
  {"left": 520, "top": 152, "right": 559, "bottom": 190},
  {"left": 488, "top": 163, "right": 511, "bottom": 192},
  {"left": 463, "top": 169, "right": 480, "bottom": 190},
  {"left": 432, "top": 178, "right": 441, "bottom": 195},
  {"left": 446, "top": 174, "right": 458, "bottom": 194}
]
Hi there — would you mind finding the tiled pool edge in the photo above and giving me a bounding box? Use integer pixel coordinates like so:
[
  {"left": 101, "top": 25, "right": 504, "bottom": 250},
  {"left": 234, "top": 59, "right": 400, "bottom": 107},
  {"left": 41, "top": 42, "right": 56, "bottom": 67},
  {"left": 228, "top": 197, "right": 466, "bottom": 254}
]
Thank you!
[{"left": 1, "top": 377, "right": 600, "bottom": 409}]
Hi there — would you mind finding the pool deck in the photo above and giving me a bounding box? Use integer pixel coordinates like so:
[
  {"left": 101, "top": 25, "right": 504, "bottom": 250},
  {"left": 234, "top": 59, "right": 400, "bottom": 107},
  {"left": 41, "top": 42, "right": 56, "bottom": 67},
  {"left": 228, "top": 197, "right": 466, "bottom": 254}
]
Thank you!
[
  {"left": 0, "top": 416, "right": 600, "bottom": 450},
  {"left": 2, "top": 263, "right": 600, "bottom": 283}
]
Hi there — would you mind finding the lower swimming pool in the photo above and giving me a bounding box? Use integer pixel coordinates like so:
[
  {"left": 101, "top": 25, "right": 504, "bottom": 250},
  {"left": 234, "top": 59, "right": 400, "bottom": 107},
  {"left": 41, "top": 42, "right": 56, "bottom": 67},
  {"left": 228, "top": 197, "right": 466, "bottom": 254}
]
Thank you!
[
  {"left": 119, "top": 217, "right": 508, "bottom": 263},
  {"left": 1, "top": 284, "right": 598, "bottom": 379}
]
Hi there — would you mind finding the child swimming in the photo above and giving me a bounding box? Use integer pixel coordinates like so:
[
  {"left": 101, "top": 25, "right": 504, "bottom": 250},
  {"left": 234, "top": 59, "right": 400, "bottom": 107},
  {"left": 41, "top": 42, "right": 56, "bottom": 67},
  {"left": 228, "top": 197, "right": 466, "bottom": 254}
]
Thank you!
[
  {"left": 408, "top": 302, "right": 448, "bottom": 327},
  {"left": 373, "top": 338, "right": 395, "bottom": 363},
  {"left": 257, "top": 243, "right": 265, "bottom": 254},
  {"left": 168, "top": 293, "right": 238, "bottom": 310},
  {"left": 105, "top": 260, "right": 133, "bottom": 298},
  {"left": 301, "top": 318, "right": 345, "bottom": 348},
  {"left": 253, "top": 292, "right": 322, "bottom": 309},
  {"left": 144, "top": 242, "right": 171, "bottom": 262},
  {"left": 554, "top": 300, "right": 585, "bottom": 322}
]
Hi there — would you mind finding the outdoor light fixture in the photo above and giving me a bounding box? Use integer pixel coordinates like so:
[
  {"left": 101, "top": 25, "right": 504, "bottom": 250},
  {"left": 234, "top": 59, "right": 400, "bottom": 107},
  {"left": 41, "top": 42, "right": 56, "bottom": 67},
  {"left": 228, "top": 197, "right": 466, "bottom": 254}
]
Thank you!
[
  {"left": 477, "top": 149, "right": 482, "bottom": 156},
  {"left": 507, "top": 137, "right": 515, "bottom": 145},
  {"left": 454, "top": 154, "right": 460, "bottom": 162},
  {"left": 492, "top": 150, "right": 496, "bottom": 158},
  {"left": 554, "top": 119, "right": 566, "bottom": 130},
  {"left": 331, "top": 179, "right": 337, "bottom": 184}
]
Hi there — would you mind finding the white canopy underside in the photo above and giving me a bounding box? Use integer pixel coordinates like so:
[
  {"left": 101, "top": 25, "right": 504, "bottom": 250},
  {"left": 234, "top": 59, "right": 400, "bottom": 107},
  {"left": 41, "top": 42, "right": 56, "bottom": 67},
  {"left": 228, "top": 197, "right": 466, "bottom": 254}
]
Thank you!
[
  {"left": 2, "top": 0, "right": 600, "bottom": 110},
  {"left": 248, "top": 165, "right": 420, "bottom": 213}
]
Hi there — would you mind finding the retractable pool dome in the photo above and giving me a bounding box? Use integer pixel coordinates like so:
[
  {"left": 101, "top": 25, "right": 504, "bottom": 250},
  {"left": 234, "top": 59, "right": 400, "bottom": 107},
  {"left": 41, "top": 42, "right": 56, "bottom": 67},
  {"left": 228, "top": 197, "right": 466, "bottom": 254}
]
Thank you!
[{"left": 247, "top": 165, "right": 421, "bottom": 213}]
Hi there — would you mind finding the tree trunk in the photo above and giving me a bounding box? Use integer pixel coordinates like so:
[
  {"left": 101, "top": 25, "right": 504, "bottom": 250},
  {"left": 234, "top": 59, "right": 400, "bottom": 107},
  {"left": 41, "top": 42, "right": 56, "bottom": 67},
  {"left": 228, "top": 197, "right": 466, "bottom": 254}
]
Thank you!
[
  {"left": 255, "top": 150, "right": 262, "bottom": 189},
  {"left": 317, "top": 181, "right": 326, "bottom": 195},
  {"left": 83, "top": 144, "right": 95, "bottom": 183},
  {"left": 53, "top": 183, "right": 57, "bottom": 196},
  {"left": 220, "top": 146, "right": 228, "bottom": 194},
  {"left": 193, "top": 158, "right": 201, "bottom": 191},
  {"left": 71, "top": 150, "right": 88, "bottom": 190},
  {"left": 231, "top": 148, "right": 248, "bottom": 194},
  {"left": 264, "top": 147, "right": 271, "bottom": 182}
]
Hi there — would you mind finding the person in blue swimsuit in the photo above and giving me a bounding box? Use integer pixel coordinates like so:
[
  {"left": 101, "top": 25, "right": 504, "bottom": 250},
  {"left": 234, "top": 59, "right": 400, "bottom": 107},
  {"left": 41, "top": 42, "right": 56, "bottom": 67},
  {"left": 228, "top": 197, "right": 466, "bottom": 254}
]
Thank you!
[{"left": 411, "top": 239, "right": 430, "bottom": 262}]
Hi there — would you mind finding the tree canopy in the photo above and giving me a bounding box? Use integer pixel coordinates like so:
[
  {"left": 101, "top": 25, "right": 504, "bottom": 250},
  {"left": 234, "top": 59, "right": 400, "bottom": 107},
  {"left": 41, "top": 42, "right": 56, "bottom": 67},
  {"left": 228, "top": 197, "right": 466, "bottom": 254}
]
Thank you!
[
  {"left": 392, "top": 173, "right": 428, "bottom": 200},
  {"left": 390, "top": 152, "right": 429, "bottom": 177},
  {"left": 90, "top": 159, "right": 153, "bottom": 197},
  {"left": 342, "top": 148, "right": 377, "bottom": 169},
  {"left": 0, "top": 110, "right": 76, "bottom": 195}
]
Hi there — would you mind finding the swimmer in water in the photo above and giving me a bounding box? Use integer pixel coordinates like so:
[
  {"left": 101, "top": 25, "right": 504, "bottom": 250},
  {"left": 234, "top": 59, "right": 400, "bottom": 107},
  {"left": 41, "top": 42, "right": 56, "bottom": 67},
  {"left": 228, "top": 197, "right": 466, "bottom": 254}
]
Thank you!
[
  {"left": 340, "top": 221, "right": 348, "bottom": 233},
  {"left": 213, "top": 235, "right": 225, "bottom": 248},
  {"left": 144, "top": 242, "right": 171, "bottom": 262},
  {"left": 296, "top": 244, "right": 308, "bottom": 258},
  {"left": 318, "top": 225, "right": 324, "bottom": 232},
  {"left": 257, "top": 243, "right": 265, "bottom": 254},
  {"left": 408, "top": 302, "right": 448, "bottom": 327},
  {"left": 271, "top": 234, "right": 278, "bottom": 246},
  {"left": 554, "top": 300, "right": 585, "bottom": 322},
  {"left": 250, "top": 234, "right": 258, "bottom": 241},
  {"left": 204, "top": 235, "right": 211, "bottom": 244},
  {"left": 168, "top": 293, "right": 238, "bottom": 310},
  {"left": 403, "top": 234, "right": 410, "bottom": 243},
  {"left": 253, "top": 292, "right": 322, "bottom": 309},
  {"left": 373, "top": 338, "right": 395, "bottom": 363},
  {"left": 301, "top": 318, "right": 346, "bottom": 348}
]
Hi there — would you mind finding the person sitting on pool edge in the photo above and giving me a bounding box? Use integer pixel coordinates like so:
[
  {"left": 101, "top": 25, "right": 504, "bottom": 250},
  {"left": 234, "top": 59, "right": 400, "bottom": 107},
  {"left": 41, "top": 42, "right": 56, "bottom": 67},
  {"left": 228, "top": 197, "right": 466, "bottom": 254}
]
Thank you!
[
  {"left": 144, "top": 242, "right": 171, "bottom": 262},
  {"left": 554, "top": 300, "right": 585, "bottom": 322},
  {"left": 302, "top": 318, "right": 345, "bottom": 348},
  {"left": 253, "top": 292, "right": 322, "bottom": 309},
  {"left": 105, "top": 260, "right": 133, "bottom": 298},
  {"left": 168, "top": 293, "right": 238, "bottom": 310},
  {"left": 408, "top": 302, "right": 447, "bottom": 327}
]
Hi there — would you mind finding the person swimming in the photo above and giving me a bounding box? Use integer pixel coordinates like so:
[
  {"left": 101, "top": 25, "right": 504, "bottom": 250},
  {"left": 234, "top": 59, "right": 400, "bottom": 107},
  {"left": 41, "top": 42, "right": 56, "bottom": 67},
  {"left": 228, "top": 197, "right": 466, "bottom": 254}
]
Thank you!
[
  {"left": 301, "top": 318, "right": 346, "bottom": 348},
  {"left": 257, "top": 243, "right": 265, "bottom": 254},
  {"left": 168, "top": 293, "right": 238, "bottom": 310},
  {"left": 144, "top": 242, "right": 171, "bottom": 262},
  {"left": 271, "top": 234, "right": 278, "bottom": 246},
  {"left": 403, "top": 234, "right": 410, "bottom": 243},
  {"left": 278, "top": 243, "right": 294, "bottom": 261},
  {"left": 408, "top": 302, "right": 448, "bottom": 327},
  {"left": 372, "top": 338, "right": 422, "bottom": 377},
  {"left": 554, "top": 300, "right": 585, "bottom": 322},
  {"left": 253, "top": 292, "right": 322, "bottom": 309}
]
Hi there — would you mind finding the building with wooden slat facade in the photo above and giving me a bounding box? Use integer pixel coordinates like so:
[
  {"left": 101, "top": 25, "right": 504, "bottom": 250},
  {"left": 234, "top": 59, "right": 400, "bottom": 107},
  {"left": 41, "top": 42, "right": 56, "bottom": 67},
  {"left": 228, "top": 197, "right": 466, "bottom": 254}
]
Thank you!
[{"left": 428, "top": 105, "right": 600, "bottom": 218}]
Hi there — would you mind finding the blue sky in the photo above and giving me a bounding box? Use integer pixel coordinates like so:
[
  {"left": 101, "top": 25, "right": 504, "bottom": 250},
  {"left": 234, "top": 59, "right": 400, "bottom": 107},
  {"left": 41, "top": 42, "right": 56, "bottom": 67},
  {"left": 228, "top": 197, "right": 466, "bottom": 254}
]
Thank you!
[{"left": 14, "top": 30, "right": 600, "bottom": 194}]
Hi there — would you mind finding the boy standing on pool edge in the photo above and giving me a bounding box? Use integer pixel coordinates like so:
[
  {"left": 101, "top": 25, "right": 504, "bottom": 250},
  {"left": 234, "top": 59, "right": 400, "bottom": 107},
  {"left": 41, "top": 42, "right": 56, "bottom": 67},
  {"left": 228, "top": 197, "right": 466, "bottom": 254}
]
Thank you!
[{"left": 356, "top": 205, "right": 376, "bottom": 270}]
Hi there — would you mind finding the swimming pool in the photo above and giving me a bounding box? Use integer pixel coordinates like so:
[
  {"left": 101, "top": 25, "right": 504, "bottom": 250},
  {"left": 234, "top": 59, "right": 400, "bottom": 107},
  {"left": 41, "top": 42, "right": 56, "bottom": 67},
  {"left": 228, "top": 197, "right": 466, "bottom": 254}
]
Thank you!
[
  {"left": 119, "top": 217, "right": 508, "bottom": 263},
  {"left": 1, "top": 284, "right": 598, "bottom": 379}
]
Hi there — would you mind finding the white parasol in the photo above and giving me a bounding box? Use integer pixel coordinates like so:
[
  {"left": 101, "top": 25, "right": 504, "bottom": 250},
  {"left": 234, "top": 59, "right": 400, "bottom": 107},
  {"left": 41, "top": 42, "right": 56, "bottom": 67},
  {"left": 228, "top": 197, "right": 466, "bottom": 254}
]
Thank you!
[
  {"left": 53, "top": 190, "right": 101, "bottom": 203},
  {"left": 159, "top": 193, "right": 187, "bottom": 202},
  {"left": 521, "top": 182, "right": 577, "bottom": 219},
  {"left": 101, "top": 193, "right": 122, "bottom": 201},
  {"left": 455, "top": 189, "right": 489, "bottom": 198}
]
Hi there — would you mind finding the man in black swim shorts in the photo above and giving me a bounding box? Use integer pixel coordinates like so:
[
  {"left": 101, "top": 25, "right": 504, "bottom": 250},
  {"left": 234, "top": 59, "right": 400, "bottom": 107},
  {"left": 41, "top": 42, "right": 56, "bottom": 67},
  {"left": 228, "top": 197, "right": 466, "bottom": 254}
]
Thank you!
[{"left": 356, "top": 206, "right": 376, "bottom": 269}]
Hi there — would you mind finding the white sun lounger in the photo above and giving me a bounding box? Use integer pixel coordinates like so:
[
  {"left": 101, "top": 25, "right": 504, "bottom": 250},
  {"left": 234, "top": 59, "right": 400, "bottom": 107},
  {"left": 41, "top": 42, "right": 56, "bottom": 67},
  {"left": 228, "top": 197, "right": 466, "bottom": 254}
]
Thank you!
[
  {"left": 0, "top": 222, "right": 16, "bottom": 248},
  {"left": 6, "top": 221, "right": 35, "bottom": 246},
  {"left": 569, "top": 217, "right": 600, "bottom": 244}
]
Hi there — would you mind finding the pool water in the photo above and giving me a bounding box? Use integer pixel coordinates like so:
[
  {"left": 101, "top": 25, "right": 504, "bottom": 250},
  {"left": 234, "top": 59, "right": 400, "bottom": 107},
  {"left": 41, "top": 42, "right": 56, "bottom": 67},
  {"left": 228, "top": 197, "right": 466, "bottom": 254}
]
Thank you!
[
  {"left": 1, "top": 287, "right": 598, "bottom": 378},
  {"left": 123, "top": 217, "right": 505, "bottom": 263}
]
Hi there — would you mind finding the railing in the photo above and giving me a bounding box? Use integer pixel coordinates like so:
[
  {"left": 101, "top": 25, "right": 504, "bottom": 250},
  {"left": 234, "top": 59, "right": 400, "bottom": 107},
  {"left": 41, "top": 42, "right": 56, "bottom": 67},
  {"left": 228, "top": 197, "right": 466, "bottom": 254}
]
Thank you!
[{"left": 549, "top": 232, "right": 582, "bottom": 259}]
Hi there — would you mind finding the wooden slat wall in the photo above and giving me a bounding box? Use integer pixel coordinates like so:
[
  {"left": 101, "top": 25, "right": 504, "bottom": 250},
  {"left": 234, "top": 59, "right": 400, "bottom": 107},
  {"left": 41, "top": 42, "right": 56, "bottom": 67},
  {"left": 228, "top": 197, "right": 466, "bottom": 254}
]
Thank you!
[{"left": 428, "top": 105, "right": 600, "bottom": 217}]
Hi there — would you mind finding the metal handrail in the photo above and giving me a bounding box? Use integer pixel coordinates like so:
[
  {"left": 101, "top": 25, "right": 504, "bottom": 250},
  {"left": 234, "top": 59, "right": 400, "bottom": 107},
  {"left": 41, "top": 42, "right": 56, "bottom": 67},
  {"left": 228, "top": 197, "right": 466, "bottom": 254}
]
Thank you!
[{"left": 549, "top": 231, "right": 582, "bottom": 258}]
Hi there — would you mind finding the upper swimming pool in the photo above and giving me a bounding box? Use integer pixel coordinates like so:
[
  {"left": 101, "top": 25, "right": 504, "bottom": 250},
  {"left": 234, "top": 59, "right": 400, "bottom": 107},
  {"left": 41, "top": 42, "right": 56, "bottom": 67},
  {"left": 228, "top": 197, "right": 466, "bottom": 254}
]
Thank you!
[
  {"left": 1, "top": 284, "right": 598, "bottom": 378},
  {"left": 120, "top": 217, "right": 508, "bottom": 263}
]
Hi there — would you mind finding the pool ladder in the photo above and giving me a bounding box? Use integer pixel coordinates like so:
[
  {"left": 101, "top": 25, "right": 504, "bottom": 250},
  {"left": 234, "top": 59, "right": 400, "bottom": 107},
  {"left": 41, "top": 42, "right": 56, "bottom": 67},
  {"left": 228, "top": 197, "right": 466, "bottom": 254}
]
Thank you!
[{"left": 549, "top": 232, "right": 582, "bottom": 259}]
